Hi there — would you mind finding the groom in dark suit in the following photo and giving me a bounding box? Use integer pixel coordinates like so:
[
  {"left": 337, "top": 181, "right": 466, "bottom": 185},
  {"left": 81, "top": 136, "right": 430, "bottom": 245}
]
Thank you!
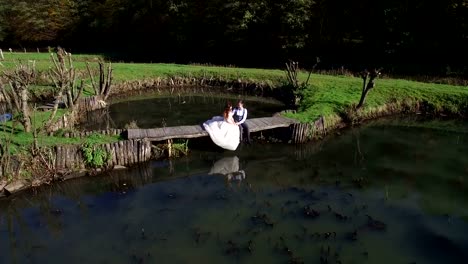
[{"left": 233, "top": 100, "right": 251, "bottom": 144}]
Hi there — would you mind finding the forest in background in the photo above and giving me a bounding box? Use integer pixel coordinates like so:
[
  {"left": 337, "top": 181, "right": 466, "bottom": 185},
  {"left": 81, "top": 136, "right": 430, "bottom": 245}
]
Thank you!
[{"left": 0, "top": 0, "right": 467, "bottom": 76}]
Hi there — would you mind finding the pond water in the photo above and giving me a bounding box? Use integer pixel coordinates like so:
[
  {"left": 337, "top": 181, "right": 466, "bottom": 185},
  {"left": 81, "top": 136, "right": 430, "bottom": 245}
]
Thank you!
[
  {"left": 1, "top": 118, "right": 468, "bottom": 264},
  {"left": 79, "top": 95, "right": 285, "bottom": 130}
]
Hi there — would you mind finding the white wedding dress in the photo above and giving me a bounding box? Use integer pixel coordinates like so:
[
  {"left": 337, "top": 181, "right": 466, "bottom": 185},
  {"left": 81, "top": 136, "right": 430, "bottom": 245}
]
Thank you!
[{"left": 203, "top": 114, "right": 240, "bottom": 151}]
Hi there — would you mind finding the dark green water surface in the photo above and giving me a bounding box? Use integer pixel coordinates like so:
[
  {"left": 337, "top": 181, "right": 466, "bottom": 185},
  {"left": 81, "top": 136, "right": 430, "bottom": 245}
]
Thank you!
[
  {"left": 1, "top": 118, "right": 468, "bottom": 264},
  {"left": 79, "top": 95, "right": 285, "bottom": 130}
]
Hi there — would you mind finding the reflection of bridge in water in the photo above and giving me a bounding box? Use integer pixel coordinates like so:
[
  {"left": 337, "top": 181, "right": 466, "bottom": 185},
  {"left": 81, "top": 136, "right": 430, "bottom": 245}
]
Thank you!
[{"left": 124, "top": 116, "right": 298, "bottom": 141}]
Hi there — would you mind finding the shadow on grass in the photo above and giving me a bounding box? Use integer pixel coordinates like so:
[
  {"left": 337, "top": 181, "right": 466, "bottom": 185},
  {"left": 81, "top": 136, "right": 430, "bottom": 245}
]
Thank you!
[{"left": 0, "top": 124, "right": 24, "bottom": 135}]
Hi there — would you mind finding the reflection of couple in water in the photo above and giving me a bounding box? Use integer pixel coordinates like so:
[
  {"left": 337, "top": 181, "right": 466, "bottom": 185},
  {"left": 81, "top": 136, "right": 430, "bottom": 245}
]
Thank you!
[
  {"left": 209, "top": 156, "right": 246, "bottom": 182},
  {"left": 203, "top": 100, "right": 251, "bottom": 151}
]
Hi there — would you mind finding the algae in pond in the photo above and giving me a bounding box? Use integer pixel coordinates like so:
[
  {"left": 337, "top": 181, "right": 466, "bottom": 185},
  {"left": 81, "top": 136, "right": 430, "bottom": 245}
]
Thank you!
[{"left": 2, "top": 119, "right": 468, "bottom": 264}]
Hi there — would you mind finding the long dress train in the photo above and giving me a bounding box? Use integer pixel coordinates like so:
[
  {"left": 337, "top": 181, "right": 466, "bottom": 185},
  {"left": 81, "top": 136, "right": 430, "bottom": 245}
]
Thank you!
[{"left": 203, "top": 116, "right": 240, "bottom": 151}]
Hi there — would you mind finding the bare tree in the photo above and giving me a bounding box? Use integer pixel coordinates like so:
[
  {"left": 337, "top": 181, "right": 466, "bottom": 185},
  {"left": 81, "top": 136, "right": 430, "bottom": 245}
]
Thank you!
[
  {"left": 285, "top": 60, "right": 300, "bottom": 89},
  {"left": 47, "top": 47, "right": 84, "bottom": 127},
  {"left": 86, "top": 60, "right": 113, "bottom": 101},
  {"left": 285, "top": 58, "right": 319, "bottom": 107},
  {"left": 356, "top": 69, "right": 381, "bottom": 109},
  {"left": 0, "top": 81, "right": 12, "bottom": 112},
  {"left": 1, "top": 61, "right": 36, "bottom": 132}
]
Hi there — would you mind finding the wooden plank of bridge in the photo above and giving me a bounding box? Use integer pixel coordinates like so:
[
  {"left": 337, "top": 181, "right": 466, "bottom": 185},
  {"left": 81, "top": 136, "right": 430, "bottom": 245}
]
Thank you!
[
  {"left": 148, "top": 128, "right": 165, "bottom": 138},
  {"left": 255, "top": 117, "right": 271, "bottom": 127},
  {"left": 251, "top": 119, "right": 264, "bottom": 127},
  {"left": 176, "top": 125, "right": 207, "bottom": 138},
  {"left": 126, "top": 117, "right": 297, "bottom": 141},
  {"left": 178, "top": 125, "right": 200, "bottom": 135},
  {"left": 172, "top": 126, "right": 189, "bottom": 136},
  {"left": 246, "top": 119, "right": 263, "bottom": 132},
  {"left": 126, "top": 129, "right": 139, "bottom": 139},
  {"left": 273, "top": 116, "right": 294, "bottom": 126},
  {"left": 253, "top": 116, "right": 294, "bottom": 132},
  {"left": 245, "top": 119, "right": 258, "bottom": 131}
]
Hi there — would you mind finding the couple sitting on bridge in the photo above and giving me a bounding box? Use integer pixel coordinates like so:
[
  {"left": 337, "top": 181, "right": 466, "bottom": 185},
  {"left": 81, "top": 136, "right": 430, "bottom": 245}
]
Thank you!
[{"left": 203, "top": 100, "right": 251, "bottom": 151}]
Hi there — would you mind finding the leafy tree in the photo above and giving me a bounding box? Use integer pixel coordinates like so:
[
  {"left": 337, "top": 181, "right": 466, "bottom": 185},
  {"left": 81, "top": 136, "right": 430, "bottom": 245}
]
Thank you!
[{"left": 0, "top": 0, "right": 466, "bottom": 75}]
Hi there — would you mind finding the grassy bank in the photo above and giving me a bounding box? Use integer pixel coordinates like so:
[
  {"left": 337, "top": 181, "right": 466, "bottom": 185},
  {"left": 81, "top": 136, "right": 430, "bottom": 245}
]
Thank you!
[
  {"left": 287, "top": 74, "right": 468, "bottom": 124},
  {"left": 0, "top": 52, "right": 284, "bottom": 82},
  {"left": 0, "top": 109, "right": 119, "bottom": 153},
  {"left": 1, "top": 52, "right": 468, "bottom": 127}
]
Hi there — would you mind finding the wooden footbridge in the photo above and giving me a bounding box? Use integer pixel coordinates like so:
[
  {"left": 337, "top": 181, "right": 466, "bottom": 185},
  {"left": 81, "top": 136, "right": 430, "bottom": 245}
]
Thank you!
[{"left": 125, "top": 116, "right": 298, "bottom": 141}]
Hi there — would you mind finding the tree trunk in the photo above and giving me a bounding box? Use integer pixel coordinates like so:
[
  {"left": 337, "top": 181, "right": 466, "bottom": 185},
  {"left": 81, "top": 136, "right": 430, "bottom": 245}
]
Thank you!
[
  {"left": 72, "top": 80, "right": 84, "bottom": 105},
  {"left": 103, "top": 63, "right": 113, "bottom": 100},
  {"left": 66, "top": 90, "right": 74, "bottom": 111},
  {"left": 20, "top": 88, "right": 31, "bottom": 132},
  {"left": 99, "top": 62, "right": 104, "bottom": 95},
  {"left": 357, "top": 88, "right": 371, "bottom": 109},
  {"left": 46, "top": 90, "right": 63, "bottom": 128},
  {"left": 0, "top": 82, "right": 12, "bottom": 111},
  {"left": 356, "top": 69, "right": 380, "bottom": 110}
]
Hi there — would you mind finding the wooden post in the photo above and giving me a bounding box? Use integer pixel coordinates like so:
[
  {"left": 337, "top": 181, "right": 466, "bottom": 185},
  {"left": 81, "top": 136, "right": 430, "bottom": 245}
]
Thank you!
[
  {"left": 313, "top": 116, "right": 326, "bottom": 136},
  {"left": 114, "top": 142, "right": 120, "bottom": 165},
  {"left": 112, "top": 142, "right": 118, "bottom": 166},
  {"left": 118, "top": 141, "right": 124, "bottom": 165},
  {"left": 60, "top": 146, "right": 66, "bottom": 169},
  {"left": 78, "top": 146, "right": 85, "bottom": 169},
  {"left": 134, "top": 140, "right": 139, "bottom": 164},
  {"left": 120, "top": 141, "right": 125, "bottom": 166},
  {"left": 124, "top": 141, "right": 129, "bottom": 166},
  {"left": 128, "top": 141, "right": 133, "bottom": 165},
  {"left": 132, "top": 140, "right": 138, "bottom": 164},
  {"left": 74, "top": 146, "right": 81, "bottom": 169},
  {"left": 167, "top": 139, "right": 173, "bottom": 158},
  {"left": 141, "top": 140, "right": 146, "bottom": 162},
  {"left": 0, "top": 49, "right": 3, "bottom": 60},
  {"left": 105, "top": 143, "right": 112, "bottom": 168},
  {"left": 135, "top": 140, "right": 139, "bottom": 163},
  {"left": 129, "top": 140, "right": 134, "bottom": 164},
  {"left": 145, "top": 141, "right": 151, "bottom": 160},
  {"left": 55, "top": 146, "right": 61, "bottom": 169},
  {"left": 140, "top": 141, "right": 145, "bottom": 162},
  {"left": 126, "top": 141, "right": 131, "bottom": 165},
  {"left": 64, "top": 147, "right": 69, "bottom": 169},
  {"left": 290, "top": 123, "right": 311, "bottom": 144}
]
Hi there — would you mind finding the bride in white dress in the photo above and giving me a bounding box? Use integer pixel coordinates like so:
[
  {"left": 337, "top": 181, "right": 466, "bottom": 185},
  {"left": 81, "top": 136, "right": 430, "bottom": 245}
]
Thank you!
[{"left": 203, "top": 106, "right": 240, "bottom": 151}]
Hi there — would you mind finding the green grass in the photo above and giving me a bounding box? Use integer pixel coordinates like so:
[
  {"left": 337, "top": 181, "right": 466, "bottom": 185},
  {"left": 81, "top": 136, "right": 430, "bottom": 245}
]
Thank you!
[
  {"left": 0, "top": 110, "right": 119, "bottom": 153},
  {"left": 285, "top": 74, "right": 468, "bottom": 123},
  {"left": 110, "top": 62, "right": 286, "bottom": 82},
  {"left": 0, "top": 130, "right": 120, "bottom": 154},
  {"left": 0, "top": 108, "right": 67, "bottom": 132},
  {"left": 0, "top": 52, "right": 103, "bottom": 71},
  {"left": 0, "top": 52, "right": 284, "bottom": 82}
]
